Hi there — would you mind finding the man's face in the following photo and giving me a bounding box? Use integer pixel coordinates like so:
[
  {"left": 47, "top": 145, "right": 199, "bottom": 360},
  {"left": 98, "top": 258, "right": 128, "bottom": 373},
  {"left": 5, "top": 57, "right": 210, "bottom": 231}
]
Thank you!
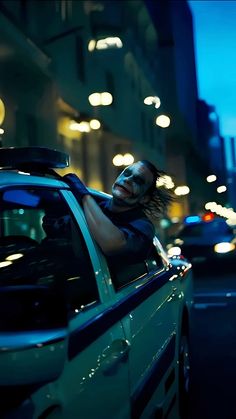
[{"left": 111, "top": 162, "right": 154, "bottom": 208}]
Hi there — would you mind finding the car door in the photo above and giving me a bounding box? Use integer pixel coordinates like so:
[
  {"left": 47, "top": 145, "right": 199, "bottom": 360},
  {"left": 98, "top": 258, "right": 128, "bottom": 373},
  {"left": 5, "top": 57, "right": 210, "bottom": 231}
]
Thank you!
[
  {"left": 46, "top": 190, "right": 131, "bottom": 419},
  {"left": 0, "top": 185, "right": 130, "bottom": 419},
  {"left": 106, "top": 236, "right": 181, "bottom": 418}
]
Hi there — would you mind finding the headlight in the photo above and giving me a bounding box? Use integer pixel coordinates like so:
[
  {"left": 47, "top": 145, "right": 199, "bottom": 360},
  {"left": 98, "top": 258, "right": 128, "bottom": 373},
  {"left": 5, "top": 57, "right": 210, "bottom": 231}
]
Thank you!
[
  {"left": 167, "top": 246, "right": 182, "bottom": 257},
  {"left": 214, "top": 242, "right": 235, "bottom": 254}
]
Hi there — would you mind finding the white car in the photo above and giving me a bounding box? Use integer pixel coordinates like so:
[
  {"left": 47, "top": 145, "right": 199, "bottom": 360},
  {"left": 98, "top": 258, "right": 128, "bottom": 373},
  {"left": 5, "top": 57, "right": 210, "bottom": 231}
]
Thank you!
[{"left": 0, "top": 147, "right": 193, "bottom": 419}]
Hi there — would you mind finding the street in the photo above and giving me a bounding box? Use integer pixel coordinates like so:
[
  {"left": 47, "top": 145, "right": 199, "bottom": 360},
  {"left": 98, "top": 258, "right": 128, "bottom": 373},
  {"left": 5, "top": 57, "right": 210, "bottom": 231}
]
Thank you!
[{"left": 189, "top": 270, "right": 236, "bottom": 419}]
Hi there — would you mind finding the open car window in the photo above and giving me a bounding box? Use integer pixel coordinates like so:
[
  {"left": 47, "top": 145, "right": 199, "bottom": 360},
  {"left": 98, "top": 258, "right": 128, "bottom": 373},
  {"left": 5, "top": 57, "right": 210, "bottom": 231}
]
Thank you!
[{"left": 0, "top": 187, "right": 99, "bottom": 330}]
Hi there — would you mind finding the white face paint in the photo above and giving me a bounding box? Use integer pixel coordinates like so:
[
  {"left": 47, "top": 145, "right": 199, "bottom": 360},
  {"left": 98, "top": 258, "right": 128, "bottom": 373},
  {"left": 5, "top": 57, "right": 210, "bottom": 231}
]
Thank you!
[{"left": 111, "top": 162, "right": 154, "bottom": 208}]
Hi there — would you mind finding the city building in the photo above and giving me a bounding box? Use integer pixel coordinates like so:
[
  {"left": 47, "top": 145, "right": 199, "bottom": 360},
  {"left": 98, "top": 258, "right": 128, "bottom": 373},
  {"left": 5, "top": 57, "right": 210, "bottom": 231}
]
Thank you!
[
  {"left": 145, "top": 0, "right": 219, "bottom": 218},
  {"left": 196, "top": 99, "right": 229, "bottom": 204},
  {"left": 197, "top": 99, "right": 226, "bottom": 182},
  {"left": 0, "top": 0, "right": 217, "bottom": 228},
  {"left": 0, "top": 0, "right": 168, "bottom": 191}
]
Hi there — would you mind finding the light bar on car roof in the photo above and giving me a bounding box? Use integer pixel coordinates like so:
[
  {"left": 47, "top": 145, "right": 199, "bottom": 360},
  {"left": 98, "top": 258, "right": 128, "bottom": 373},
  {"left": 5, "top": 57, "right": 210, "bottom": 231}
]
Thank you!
[
  {"left": 184, "top": 215, "right": 201, "bottom": 224},
  {"left": 202, "top": 212, "right": 215, "bottom": 222},
  {"left": 0, "top": 147, "right": 70, "bottom": 169}
]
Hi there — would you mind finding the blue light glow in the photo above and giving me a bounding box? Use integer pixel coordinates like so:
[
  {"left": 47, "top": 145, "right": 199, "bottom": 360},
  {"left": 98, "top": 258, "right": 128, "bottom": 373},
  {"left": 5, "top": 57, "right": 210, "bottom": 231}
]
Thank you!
[{"left": 184, "top": 215, "right": 201, "bottom": 224}]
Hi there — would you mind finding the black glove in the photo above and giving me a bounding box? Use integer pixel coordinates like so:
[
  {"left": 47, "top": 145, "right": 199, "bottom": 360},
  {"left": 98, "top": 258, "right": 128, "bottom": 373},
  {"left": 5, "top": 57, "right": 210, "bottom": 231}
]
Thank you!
[{"left": 63, "top": 173, "right": 90, "bottom": 200}]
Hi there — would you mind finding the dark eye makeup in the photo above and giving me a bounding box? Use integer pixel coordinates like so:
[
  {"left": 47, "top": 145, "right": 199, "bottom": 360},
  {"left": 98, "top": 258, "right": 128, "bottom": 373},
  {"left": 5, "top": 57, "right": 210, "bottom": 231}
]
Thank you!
[
  {"left": 133, "top": 175, "right": 144, "bottom": 185},
  {"left": 122, "top": 169, "right": 145, "bottom": 185},
  {"left": 123, "top": 169, "right": 131, "bottom": 177}
]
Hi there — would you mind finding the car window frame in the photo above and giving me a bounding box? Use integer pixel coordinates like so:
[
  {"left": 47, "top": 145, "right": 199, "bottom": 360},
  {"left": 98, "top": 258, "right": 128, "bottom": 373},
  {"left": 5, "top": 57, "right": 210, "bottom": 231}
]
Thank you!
[{"left": 60, "top": 189, "right": 114, "bottom": 303}]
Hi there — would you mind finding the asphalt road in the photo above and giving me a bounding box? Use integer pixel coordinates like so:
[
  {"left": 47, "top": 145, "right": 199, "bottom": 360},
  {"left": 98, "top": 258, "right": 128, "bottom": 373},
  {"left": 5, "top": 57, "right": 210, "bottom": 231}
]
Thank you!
[{"left": 189, "top": 269, "right": 236, "bottom": 419}]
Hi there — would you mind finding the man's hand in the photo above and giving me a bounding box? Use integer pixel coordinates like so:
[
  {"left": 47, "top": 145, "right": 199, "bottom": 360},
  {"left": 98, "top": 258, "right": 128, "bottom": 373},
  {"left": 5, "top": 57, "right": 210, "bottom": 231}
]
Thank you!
[{"left": 63, "top": 173, "right": 90, "bottom": 200}]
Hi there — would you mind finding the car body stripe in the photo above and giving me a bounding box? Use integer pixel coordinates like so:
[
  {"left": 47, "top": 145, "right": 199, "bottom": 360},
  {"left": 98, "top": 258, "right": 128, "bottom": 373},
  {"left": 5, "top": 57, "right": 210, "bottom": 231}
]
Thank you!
[
  {"left": 68, "top": 269, "right": 173, "bottom": 360},
  {"left": 131, "top": 335, "right": 176, "bottom": 419}
]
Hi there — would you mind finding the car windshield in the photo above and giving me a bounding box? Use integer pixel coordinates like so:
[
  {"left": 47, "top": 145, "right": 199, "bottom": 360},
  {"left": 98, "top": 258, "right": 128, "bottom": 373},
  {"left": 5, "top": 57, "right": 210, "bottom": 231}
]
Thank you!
[{"left": 179, "top": 221, "right": 232, "bottom": 238}]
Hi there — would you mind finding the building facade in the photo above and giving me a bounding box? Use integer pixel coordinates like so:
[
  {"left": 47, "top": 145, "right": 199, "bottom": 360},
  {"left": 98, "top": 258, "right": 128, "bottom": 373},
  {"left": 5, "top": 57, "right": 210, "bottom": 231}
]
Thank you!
[
  {"left": 0, "top": 0, "right": 214, "bottom": 227},
  {"left": 0, "top": 0, "right": 168, "bottom": 189},
  {"left": 145, "top": 0, "right": 216, "bottom": 218}
]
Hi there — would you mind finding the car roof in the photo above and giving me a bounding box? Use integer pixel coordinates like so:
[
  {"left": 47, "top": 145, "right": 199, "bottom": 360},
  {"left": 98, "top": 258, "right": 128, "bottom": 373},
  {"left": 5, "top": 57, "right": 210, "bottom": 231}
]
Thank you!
[
  {"left": 0, "top": 170, "right": 111, "bottom": 201},
  {"left": 183, "top": 218, "right": 228, "bottom": 228},
  {"left": 0, "top": 147, "right": 111, "bottom": 201},
  {"left": 178, "top": 218, "right": 232, "bottom": 237},
  {"left": 0, "top": 170, "right": 69, "bottom": 188}
]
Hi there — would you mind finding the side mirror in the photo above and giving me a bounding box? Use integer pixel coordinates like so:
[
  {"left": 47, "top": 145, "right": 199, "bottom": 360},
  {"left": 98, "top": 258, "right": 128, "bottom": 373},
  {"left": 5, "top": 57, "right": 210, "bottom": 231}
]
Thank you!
[{"left": 0, "top": 285, "right": 68, "bottom": 385}]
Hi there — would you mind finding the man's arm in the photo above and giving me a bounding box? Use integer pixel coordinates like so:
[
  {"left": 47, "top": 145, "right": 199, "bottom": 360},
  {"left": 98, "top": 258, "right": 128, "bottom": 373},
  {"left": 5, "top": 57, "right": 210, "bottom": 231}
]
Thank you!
[
  {"left": 82, "top": 195, "right": 126, "bottom": 254},
  {"left": 63, "top": 173, "right": 126, "bottom": 254}
]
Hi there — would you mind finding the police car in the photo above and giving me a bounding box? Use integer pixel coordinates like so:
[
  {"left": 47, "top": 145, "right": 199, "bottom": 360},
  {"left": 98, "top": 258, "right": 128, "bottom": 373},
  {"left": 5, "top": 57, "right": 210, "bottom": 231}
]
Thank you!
[
  {"left": 0, "top": 147, "right": 193, "bottom": 419},
  {"left": 167, "top": 214, "right": 236, "bottom": 272}
]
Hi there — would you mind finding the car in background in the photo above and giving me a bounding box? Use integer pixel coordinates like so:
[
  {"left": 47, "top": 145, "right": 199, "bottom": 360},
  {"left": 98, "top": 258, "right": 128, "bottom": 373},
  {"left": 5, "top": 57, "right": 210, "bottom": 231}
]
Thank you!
[
  {"left": 0, "top": 147, "right": 193, "bottom": 419},
  {"left": 167, "top": 214, "right": 236, "bottom": 272}
]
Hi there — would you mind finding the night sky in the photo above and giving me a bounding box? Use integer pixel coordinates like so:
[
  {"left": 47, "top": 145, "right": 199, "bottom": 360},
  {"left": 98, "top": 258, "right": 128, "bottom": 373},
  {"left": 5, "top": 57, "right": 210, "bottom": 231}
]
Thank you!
[{"left": 188, "top": 0, "right": 236, "bottom": 137}]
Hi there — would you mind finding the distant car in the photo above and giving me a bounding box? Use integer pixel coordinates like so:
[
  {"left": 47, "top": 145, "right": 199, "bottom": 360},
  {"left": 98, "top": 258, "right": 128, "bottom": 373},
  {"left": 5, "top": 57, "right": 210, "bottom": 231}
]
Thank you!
[
  {"left": 0, "top": 147, "right": 193, "bottom": 419},
  {"left": 167, "top": 215, "right": 236, "bottom": 271}
]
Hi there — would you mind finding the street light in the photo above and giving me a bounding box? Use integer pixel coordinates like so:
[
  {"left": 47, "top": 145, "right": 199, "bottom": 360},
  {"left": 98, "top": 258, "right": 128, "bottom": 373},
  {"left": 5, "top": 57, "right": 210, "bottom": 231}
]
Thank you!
[
  {"left": 174, "top": 186, "right": 190, "bottom": 196},
  {"left": 206, "top": 175, "right": 217, "bottom": 183},
  {"left": 112, "top": 153, "right": 134, "bottom": 167},
  {"left": 112, "top": 154, "right": 124, "bottom": 166},
  {"left": 123, "top": 153, "right": 134, "bottom": 165},
  {"left": 88, "top": 37, "right": 123, "bottom": 51},
  {"left": 100, "top": 92, "right": 113, "bottom": 106},
  {"left": 205, "top": 201, "right": 236, "bottom": 222},
  {"left": 156, "top": 175, "right": 175, "bottom": 189},
  {"left": 155, "top": 115, "right": 170, "bottom": 128},
  {"left": 217, "top": 185, "right": 227, "bottom": 193},
  {"left": 88, "top": 92, "right": 113, "bottom": 106},
  {"left": 69, "top": 118, "right": 101, "bottom": 133},
  {"left": 90, "top": 119, "right": 101, "bottom": 130},
  {"left": 144, "top": 96, "right": 161, "bottom": 109}
]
